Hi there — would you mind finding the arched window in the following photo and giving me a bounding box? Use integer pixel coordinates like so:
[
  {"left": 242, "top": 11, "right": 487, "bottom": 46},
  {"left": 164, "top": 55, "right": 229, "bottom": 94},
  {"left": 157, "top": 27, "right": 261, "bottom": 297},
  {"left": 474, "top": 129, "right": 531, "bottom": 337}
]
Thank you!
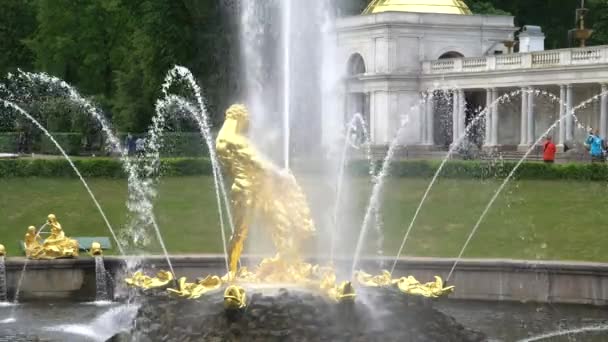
[
  {"left": 347, "top": 53, "right": 366, "bottom": 76},
  {"left": 438, "top": 51, "right": 464, "bottom": 59}
]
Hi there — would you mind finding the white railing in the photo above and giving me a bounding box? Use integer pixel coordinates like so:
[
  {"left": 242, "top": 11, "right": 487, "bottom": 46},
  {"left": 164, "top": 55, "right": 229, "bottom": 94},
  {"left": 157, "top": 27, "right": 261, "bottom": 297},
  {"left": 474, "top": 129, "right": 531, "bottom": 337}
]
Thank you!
[{"left": 423, "top": 45, "right": 608, "bottom": 74}]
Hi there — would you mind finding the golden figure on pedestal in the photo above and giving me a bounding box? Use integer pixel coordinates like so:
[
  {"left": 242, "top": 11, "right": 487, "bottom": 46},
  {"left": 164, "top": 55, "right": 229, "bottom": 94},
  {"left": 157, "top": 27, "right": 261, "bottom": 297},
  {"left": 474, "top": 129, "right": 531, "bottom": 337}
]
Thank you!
[
  {"left": 125, "top": 103, "right": 454, "bottom": 305},
  {"left": 216, "top": 104, "right": 315, "bottom": 281},
  {"left": 0, "top": 244, "right": 6, "bottom": 257},
  {"left": 24, "top": 214, "right": 79, "bottom": 259}
]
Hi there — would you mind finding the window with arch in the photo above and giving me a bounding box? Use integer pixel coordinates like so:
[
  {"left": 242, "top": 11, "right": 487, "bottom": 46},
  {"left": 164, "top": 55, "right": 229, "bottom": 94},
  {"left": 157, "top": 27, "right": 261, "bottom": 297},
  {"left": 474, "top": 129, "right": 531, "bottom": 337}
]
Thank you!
[
  {"left": 438, "top": 51, "right": 464, "bottom": 59},
  {"left": 347, "top": 53, "right": 366, "bottom": 76}
]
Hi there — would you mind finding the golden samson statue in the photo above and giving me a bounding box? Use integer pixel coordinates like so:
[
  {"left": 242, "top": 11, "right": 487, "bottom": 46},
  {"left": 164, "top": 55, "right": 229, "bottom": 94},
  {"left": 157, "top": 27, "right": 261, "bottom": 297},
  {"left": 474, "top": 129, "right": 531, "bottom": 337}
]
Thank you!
[
  {"left": 216, "top": 104, "right": 315, "bottom": 281},
  {"left": 125, "top": 103, "right": 454, "bottom": 305}
]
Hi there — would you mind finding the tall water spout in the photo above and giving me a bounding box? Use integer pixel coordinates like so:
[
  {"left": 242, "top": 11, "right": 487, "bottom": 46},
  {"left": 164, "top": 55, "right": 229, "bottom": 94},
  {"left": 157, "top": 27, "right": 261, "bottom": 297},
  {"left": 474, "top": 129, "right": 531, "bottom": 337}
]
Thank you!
[
  {"left": 282, "top": 0, "right": 292, "bottom": 169},
  {"left": 94, "top": 256, "right": 110, "bottom": 302},
  {"left": 0, "top": 257, "right": 6, "bottom": 303}
]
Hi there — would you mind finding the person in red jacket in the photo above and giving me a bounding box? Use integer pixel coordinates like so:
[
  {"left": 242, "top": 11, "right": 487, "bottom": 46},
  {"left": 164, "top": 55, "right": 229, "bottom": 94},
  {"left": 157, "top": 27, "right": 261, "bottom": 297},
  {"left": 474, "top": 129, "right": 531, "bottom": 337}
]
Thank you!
[{"left": 543, "top": 136, "right": 556, "bottom": 163}]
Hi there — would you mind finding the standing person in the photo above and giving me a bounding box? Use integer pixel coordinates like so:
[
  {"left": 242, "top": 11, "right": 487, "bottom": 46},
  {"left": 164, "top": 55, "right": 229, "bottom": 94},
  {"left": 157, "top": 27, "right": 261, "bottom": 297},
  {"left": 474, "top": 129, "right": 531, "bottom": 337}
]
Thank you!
[
  {"left": 585, "top": 129, "right": 605, "bottom": 163},
  {"left": 543, "top": 136, "right": 556, "bottom": 163},
  {"left": 135, "top": 136, "right": 145, "bottom": 157},
  {"left": 125, "top": 133, "right": 135, "bottom": 156}
]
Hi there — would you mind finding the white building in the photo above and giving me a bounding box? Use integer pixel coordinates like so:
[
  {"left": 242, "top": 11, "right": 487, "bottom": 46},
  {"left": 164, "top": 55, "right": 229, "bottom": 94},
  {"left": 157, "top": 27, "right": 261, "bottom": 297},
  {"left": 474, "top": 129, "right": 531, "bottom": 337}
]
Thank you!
[{"left": 332, "top": 0, "right": 608, "bottom": 153}]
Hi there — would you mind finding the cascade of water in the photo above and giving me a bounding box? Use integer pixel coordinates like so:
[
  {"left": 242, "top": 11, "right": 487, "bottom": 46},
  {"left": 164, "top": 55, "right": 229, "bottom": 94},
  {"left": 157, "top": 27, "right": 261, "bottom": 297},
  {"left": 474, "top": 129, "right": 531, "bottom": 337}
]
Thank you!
[
  {"left": 350, "top": 112, "right": 412, "bottom": 275},
  {"left": 94, "top": 256, "right": 109, "bottom": 302},
  {"left": 518, "top": 324, "right": 608, "bottom": 342},
  {"left": 282, "top": 0, "right": 292, "bottom": 169},
  {"left": 0, "top": 257, "right": 6, "bottom": 303},
  {"left": 330, "top": 113, "right": 373, "bottom": 263},
  {"left": 17, "top": 71, "right": 134, "bottom": 256},
  {"left": 389, "top": 89, "right": 566, "bottom": 274},
  {"left": 446, "top": 91, "right": 608, "bottom": 282},
  {"left": 156, "top": 94, "right": 231, "bottom": 272},
  {"left": 1, "top": 100, "right": 124, "bottom": 257}
]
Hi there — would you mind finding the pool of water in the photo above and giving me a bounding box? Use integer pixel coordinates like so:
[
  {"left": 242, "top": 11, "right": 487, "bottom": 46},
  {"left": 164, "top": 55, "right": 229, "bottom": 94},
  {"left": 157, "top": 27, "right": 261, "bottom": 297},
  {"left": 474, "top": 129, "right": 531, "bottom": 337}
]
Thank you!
[
  {"left": 0, "top": 302, "right": 136, "bottom": 342},
  {"left": 0, "top": 300, "right": 605, "bottom": 341},
  {"left": 436, "top": 300, "right": 608, "bottom": 341}
]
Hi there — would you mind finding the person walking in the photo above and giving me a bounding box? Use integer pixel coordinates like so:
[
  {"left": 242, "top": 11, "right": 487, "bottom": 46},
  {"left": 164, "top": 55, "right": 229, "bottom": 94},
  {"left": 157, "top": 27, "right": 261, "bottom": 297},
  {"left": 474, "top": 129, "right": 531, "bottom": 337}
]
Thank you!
[
  {"left": 585, "top": 129, "right": 605, "bottom": 163},
  {"left": 125, "top": 133, "right": 136, "bottom": 156},
  {"left": 543, "top": 136, "right": 556, "bottom": 163},
  {"left": 135, "top": 136, "right": 145, "bottom": 157}
]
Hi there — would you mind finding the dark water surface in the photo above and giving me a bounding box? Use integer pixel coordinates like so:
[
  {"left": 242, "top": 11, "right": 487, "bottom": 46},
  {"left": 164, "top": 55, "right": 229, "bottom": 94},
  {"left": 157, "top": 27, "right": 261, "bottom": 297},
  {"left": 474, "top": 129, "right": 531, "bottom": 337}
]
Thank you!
[
  {"left": 0, "top": 300, "right": 605, "bottom": 341},
  {"left": 436, "top": 300, "right": 608, "bottom": 341}
]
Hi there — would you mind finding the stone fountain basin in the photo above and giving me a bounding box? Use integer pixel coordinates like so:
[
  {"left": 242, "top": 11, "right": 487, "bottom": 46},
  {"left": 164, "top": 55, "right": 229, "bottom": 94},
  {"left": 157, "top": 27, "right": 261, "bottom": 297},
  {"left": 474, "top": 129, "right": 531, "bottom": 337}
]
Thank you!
[{"left": 129, "top": 287, "right": 485, "bottom": 342}]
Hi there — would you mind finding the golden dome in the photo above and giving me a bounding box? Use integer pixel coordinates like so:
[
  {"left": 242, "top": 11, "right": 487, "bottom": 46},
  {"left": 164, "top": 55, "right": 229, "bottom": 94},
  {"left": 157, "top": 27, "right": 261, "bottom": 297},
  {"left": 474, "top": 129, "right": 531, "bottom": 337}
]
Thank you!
[{"left": 363, "top": 0, "right": 472, "bottom": 15}]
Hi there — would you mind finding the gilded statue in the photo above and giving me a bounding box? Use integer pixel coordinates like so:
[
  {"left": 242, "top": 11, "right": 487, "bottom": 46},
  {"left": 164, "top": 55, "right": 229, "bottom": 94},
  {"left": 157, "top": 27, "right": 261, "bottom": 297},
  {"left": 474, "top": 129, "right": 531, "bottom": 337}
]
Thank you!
[
  {"left": 167, "top": 275, "right": 222, "bottom": 299},
  {"left": 125, "top": 270, "right": 174, "bottom": 290},
  {"left": 395, "top": 276, "right": 454, "bottom": 298},
  {"left": 224, "top": 285, "right": 247, "bottom": 309},
  {"left": 354, "top": 270, "right": 454, "bottom": 298},
  {"left": 216, "top": 104, "right": 315, "bottom": 280},
  {"left": 0, "top": 244, "right": 6, "bottom": 257},
  {"left": 24, "top": 215, "right": 79, "bottom": 259},
  {"left": 89, "top": 242, "right": 103, "bottom": 256}
]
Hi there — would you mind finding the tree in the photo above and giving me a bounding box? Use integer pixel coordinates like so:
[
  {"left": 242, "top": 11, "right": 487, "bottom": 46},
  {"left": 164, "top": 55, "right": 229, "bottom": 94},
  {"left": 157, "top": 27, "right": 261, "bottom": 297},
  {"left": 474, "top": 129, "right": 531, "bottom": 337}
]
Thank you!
[{"left": 0, "top": 0, "right": 36, "bottom": 76}]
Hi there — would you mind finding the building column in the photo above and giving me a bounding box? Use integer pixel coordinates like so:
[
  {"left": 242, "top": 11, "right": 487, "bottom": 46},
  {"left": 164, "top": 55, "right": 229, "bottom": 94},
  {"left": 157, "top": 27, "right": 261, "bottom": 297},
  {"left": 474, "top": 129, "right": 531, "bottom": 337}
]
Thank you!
[
  {"left": 491, "top": 88, "right": 499, "bottom": 146},
  {"left": 566, "top": 84, "right": 573, "bottom": 142},
  {"left": 420, "top": 93, "right": 427, "bottom": 144},
  {"left": 518, "top": 87, "right": 528, "bottom": 150},
  {"left": 425, "top": 91, "right": 435, "bottom": 145},
  {"left": 600, "top": 84, "right": 608, "bottom": 140},
  {"left": 527, "top": 87, "right": 535, "bottom": 145},
  {"left": 484, "top": 89, "right": 493, "bottom": 147},
  {"left": 558, "top": 85, "right": 566, "bottom": 149},
  {"left": 452, "top": 89, "right": 459, "bottom": 144},
  {"left": 458, "top": 89, "right": 466, "bottom": 139}
]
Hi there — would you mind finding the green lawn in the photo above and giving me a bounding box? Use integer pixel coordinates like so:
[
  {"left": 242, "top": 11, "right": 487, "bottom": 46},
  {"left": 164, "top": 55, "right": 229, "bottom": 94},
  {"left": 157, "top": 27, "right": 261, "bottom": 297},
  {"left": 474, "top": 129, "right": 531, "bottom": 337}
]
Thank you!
[{"left": 0, "top": 176, "right": 607, "bottom": 262}]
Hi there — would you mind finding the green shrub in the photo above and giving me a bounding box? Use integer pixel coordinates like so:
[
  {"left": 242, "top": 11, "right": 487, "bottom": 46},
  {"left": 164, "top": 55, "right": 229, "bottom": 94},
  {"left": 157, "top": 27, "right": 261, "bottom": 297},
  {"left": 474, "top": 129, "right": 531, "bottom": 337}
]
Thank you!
[
  {"left": 0, "top": 158, "right": 607, "bottom": 182},
  {"left": 347, "top": 159, "right": 608, "bottom": 182},
  {"left": 0, "top": 157, "right": 213, "bottom": 178},
  {"left": 39, "top": 133, "right": 83, "bottom": 155},
  {"left": 0, "top": 133, "right": 20, "bottom": 153},
  {"left": 160, "top": 132, "right": 208, "bottom": 157}
]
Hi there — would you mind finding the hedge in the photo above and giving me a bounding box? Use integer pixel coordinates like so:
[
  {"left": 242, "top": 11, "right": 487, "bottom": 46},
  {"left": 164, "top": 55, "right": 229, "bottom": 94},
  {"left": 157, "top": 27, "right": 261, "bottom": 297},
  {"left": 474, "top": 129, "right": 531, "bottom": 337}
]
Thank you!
[
  {"left": 0, "top": 133, "right": 19, "bottom": 153},
  {"left": 40, "top": 133, "right": 82, "bottom": 155},
  {"left": 0, "top": 158, "right": 211, "bottom": 178},
  {"left": 348, "top": 159, "right": 608, "bottom": 182},
  {"left": 0, "top": 158, "right": 608, "bottom": 181}
]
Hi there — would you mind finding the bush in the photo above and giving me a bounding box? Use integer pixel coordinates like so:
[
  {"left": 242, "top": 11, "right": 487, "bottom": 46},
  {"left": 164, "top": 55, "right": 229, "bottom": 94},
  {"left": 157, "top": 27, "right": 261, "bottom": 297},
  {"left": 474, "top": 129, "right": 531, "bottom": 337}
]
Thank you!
[
  {"left": 39, "top": 133, "right": 83, "bottom": 155},
  {"left": 0, "top": 133, "right": 20, "bottom": 153},
  {"left": 348, "top": 159, "right": 608, "bottom": 182},
  {"left": 0, "top": 158, "right": 607, "bottom": 182},
  {"left": 0, "top": 157, "right": 213, "bottom": 178},
  {"left": 160, "top": 132, "right": 209, "bottom": 157}
]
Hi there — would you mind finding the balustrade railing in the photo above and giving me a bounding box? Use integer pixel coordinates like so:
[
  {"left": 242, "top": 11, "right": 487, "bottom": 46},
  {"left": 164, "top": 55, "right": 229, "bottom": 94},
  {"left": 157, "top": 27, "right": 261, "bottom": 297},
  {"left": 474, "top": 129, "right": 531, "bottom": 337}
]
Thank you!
[{"left": 423, "top": 45, "right": 608, "bottom": 74}]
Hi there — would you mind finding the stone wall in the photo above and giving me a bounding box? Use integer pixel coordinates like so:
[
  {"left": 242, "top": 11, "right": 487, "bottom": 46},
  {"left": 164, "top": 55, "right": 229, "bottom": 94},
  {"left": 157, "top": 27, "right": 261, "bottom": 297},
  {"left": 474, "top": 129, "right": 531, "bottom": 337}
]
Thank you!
[{"left": 3, "top": 256, "right": 608, "bottom": 305}]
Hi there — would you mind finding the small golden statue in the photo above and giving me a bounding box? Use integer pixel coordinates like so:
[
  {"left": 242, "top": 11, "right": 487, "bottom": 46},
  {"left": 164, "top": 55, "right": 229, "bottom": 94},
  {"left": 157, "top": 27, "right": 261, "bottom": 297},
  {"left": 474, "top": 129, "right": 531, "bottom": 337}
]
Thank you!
[
  {"left": 167, "top": 275, "right": 222, "bottom": 299},
  {"left": 355, "top": 271, "right": 454, "bottom": 298},
  {"left": 224, "top": 285, "right": 247, "bottom": 309},
  {"left": 395, "top": 276, "right": 454, "bottom": 298},
  {"left": 216, "top": 104, "right": 315, "bottom": 281},
  {"left": 24, "top": 215, "right": 79, "bottom": 259},
  {"left": 125, "top": 270, "right": 174, "bottom": 290},
  {"left": 89, "top": 242, "right": 103, "bottom": 256},
  {"left": 0, "top": 244, "right": 6, "bottom": 257},
  {"left": 328, "top": 281, "right": 356, "bottom": 303}
]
